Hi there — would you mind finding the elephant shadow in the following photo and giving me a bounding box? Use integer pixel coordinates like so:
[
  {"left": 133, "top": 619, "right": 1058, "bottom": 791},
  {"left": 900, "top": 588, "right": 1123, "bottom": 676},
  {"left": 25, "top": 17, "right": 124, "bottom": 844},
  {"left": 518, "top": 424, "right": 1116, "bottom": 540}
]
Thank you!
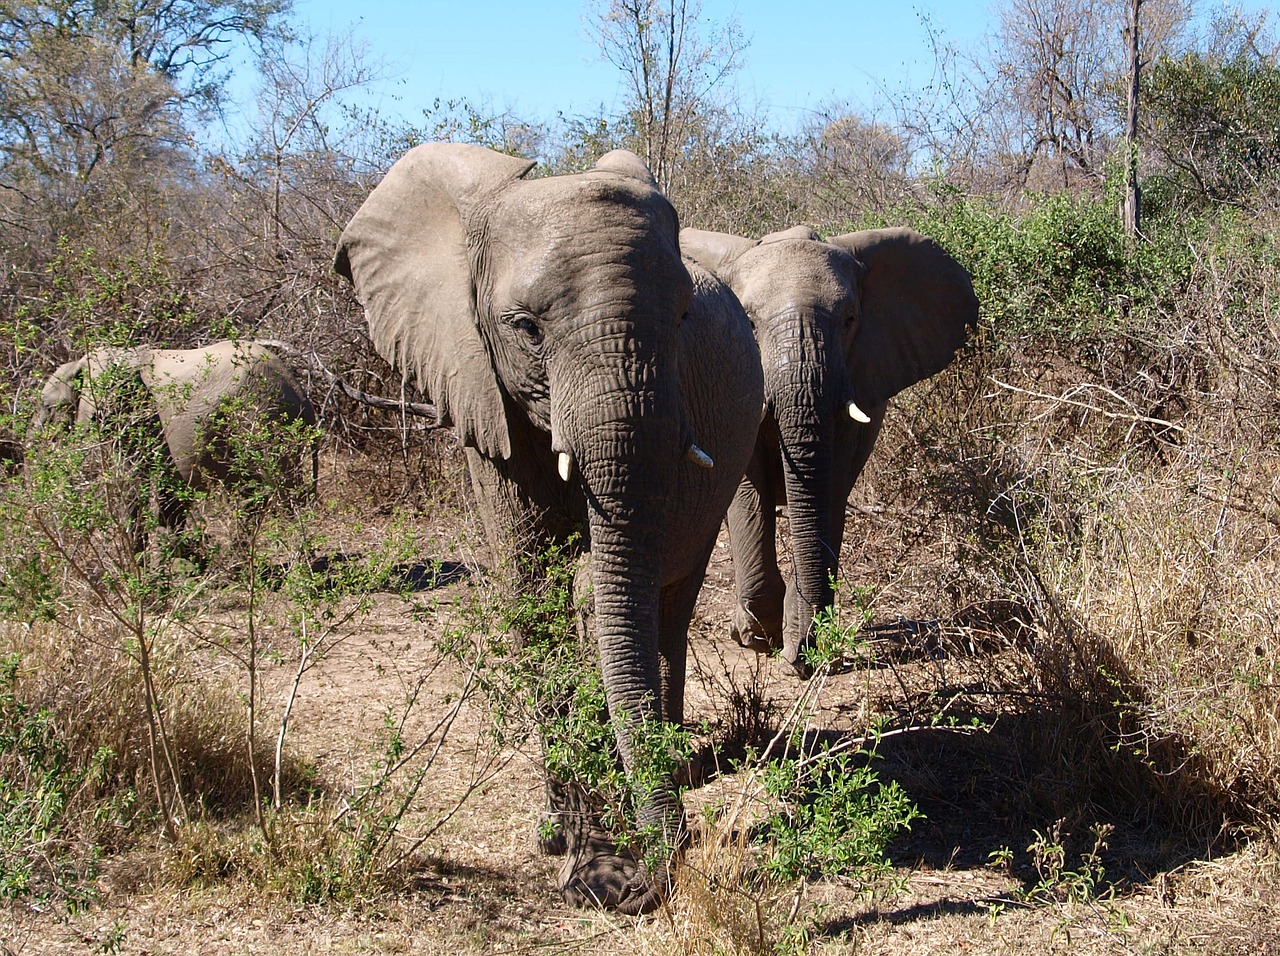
[
  {"left": 247, "top": 553, "right": 472, "bottom": 593},
  {"left": 826, "top": 599, "right": 1039, "bottom": 673},
  {"left": 705, "top": 602, "right": 1241, "bottom": 927}
]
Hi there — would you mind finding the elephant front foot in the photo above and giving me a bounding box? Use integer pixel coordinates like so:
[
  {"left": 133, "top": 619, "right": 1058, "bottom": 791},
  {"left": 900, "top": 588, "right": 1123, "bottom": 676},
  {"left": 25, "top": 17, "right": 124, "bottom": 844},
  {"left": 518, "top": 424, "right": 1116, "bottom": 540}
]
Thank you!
[
  {"left": 730, "top": 603, "right": 781, "bottom": 655},
  {"left": 557, "top": 826, "right": 673, "bottom": 915},
  {"left": 780, "top": 591, "right": 816, "bottom": 679},
  {"left": 777, "top": 644, "right": 814, "bottom": 679}
]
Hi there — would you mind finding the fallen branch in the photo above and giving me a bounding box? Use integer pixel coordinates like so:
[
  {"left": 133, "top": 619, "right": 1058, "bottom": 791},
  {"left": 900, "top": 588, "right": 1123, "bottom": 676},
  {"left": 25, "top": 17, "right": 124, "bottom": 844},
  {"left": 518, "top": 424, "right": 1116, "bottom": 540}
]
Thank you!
[
  {"left": 257, "top": 340, "right": 443, "bottom": 425},
  {"left": 986, "top": 376, "right": 1185, "bottom": 434}
]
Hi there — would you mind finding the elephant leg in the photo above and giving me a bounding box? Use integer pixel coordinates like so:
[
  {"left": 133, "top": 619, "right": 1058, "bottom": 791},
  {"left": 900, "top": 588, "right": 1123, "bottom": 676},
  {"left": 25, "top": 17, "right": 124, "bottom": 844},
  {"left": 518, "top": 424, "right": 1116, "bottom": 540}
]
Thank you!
[
  {"left": 462, "top": 445, "right": 597, "bottom": 864},
  {"left": 725, "top": 445, "right": 785, "bottom": 654},
  {"left": 661, "top": 551, "right": 723, "bottom": 791}
]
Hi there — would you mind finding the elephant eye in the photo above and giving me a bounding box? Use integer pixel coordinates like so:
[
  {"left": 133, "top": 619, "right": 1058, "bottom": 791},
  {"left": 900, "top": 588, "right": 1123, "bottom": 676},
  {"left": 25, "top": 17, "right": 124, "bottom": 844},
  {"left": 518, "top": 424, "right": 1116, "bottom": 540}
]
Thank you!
[{"left": 510, "top": 313, "right": 543, "bottom": 344}]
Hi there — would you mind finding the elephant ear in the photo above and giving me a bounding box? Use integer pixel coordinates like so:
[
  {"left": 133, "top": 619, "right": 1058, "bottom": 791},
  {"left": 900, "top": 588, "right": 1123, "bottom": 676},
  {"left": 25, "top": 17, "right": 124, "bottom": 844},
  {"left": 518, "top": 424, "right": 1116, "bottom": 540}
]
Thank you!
[
  {"left": 828, "top": 227, "right": 979, "bottom": 408},
  {"left": 679, "top": 228, "right": 758, "bottom": 279},
  {"left": 334, "top": 142, "right": 536, "bottom": 459}
]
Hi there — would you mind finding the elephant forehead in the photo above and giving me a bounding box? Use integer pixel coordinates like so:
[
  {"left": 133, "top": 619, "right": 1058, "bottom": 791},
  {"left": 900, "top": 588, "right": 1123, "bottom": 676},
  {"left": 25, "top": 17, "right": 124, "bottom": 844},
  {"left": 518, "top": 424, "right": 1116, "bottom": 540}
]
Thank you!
[
  {"left": 735, "top": 240, "right": 857, "bottom": 317},
  {"left": 481, "top": 181, "right": 690, "bottom": 313}
]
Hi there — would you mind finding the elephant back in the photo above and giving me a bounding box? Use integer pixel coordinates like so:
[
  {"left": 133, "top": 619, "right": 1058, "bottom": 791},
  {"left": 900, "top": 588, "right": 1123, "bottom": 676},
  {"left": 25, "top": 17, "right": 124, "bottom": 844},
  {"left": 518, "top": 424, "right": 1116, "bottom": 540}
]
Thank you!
[{"left": 144, "top": 341, "right": 315, "bottom": 488}]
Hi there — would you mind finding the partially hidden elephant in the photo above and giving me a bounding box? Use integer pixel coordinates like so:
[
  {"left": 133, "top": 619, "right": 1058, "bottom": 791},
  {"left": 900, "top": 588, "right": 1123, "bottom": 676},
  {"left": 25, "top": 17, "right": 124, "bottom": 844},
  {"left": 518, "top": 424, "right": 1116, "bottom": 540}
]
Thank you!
[
  {"left": 31, "top": 340, "right": 318, "bottom": 549},
  {"left": 680, "top": 225, "right": 979, "bottom": 676},
  {"left": 335, "top": 143, "right": 763, "bottom": 914}
]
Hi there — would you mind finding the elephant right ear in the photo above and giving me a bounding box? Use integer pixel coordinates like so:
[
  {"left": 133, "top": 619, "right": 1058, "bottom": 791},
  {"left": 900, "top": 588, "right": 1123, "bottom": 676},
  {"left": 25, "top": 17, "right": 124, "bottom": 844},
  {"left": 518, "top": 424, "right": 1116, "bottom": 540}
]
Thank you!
[
  {"left": 679, "top": 228, "right": 758, "bottom": 278},
  {"left": 335, "top": 143, "right": 536, "bottom": 459}
]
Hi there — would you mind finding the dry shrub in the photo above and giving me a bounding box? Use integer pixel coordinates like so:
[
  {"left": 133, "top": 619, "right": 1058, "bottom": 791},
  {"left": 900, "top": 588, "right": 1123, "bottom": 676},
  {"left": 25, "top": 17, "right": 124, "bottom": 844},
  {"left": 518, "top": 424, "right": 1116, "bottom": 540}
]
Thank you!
[
  {"left": 1, "top": 613, "right": 265, "bottom": 817},
  {"left": 900, "top": 358, "right": 1276, "bottom": 838},
  {"left": 834, "top": 216, "right": 1280, "bottom": 861}
]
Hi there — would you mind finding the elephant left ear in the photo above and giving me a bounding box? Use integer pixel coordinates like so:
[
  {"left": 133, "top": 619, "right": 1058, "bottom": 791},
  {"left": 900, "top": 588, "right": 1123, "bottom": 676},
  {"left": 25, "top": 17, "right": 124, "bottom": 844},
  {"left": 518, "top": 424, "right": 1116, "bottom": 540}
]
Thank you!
[
  {"left": 679, "top": 228, "right": 759, "bottom": 278},
  {"left": 828, "top": 228, "right": 979, "bottom": 408}
]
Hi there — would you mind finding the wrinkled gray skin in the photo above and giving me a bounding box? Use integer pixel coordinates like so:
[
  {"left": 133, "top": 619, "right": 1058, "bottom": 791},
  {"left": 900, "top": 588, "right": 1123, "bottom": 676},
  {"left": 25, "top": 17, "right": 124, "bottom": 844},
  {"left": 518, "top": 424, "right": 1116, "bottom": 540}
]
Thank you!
[
  {"left": 32, "top": 341, "right": 318, "bottom": 548},
  {"left": 335, "top": 143, "right": 762, "bottom": 914},
  {"left": 681, "top": 225, "right": 978, "bottom": 676}
]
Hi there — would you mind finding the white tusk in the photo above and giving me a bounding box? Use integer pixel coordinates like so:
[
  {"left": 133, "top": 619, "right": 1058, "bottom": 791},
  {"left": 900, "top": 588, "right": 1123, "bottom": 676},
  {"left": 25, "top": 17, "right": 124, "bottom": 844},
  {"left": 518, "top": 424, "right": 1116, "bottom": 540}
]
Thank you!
[
  {"left": 686, "top": 444, "right": 715, "bottom": 469},
  {"left": 557, "top": 451, "right": 573, "bottom": 482},
  {"left": 847, "top": 400, "right": 871, "bottom": 423}
]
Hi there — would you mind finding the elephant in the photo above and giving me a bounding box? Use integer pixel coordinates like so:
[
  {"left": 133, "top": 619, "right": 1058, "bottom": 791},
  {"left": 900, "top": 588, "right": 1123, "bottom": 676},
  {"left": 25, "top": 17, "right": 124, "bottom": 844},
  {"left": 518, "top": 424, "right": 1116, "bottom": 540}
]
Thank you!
[
  {"left": 680, "top": 225, "right": 979, "bottom": 676},
  {"left": 334, "top": 142, "right": 763, "bottom": 914},
  {"left": 30, "top": 340, "right": 318, "bottom": 552}
]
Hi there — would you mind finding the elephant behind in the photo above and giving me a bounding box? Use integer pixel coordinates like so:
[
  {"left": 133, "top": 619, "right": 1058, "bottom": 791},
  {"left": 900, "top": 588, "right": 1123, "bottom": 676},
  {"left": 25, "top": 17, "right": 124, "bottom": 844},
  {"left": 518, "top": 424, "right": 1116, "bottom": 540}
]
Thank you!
[
  {"left": 681, "top": 225, "right": 979, "bottom": 676},
  {"left": 31, "top": 340, "right": 318, "bottom": 549}
]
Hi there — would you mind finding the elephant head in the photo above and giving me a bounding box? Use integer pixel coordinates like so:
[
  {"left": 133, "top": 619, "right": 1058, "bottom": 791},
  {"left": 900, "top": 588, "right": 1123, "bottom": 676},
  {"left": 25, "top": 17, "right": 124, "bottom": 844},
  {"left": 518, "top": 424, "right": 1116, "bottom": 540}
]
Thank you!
[
  {"left": 31, "top": 357, "right": 85, "bottom": 432},
  {"left": 335, "top": 143, "right": 706, "bottom": 913},
  {"left": 681, "top": 224, "right": 978, "bottom": 674},
  {"left": 30, "top": 347, "right": 143, "bottom": 433}
]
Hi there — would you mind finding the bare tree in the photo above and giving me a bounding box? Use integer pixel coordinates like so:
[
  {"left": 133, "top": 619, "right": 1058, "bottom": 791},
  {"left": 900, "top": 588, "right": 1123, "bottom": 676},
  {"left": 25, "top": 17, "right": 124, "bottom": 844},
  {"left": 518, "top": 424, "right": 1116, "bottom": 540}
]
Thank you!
[
  {"left": 893, "top": 0, "right": 1188, "bottom": 197},
  {"left": 795, "top": 109, "right": 912, "bottom": 222},
  {"left": 0, "top": 0, "right": 290, "bottom": 251},
  {"left": 586, "top": 0, "right": 745, "bottom": 190}
]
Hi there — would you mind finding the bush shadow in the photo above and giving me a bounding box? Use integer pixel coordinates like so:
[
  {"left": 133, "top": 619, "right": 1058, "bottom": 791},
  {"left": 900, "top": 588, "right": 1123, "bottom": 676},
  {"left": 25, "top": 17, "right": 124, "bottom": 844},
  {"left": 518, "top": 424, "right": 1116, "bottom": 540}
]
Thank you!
[{"left": 835, "top": 611, "right": 1243, "bottom": 897}]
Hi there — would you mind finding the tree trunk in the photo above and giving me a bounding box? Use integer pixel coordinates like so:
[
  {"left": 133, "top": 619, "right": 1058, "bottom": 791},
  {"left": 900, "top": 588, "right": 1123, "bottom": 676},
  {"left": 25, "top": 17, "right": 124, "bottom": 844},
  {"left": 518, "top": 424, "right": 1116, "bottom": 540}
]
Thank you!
[{"left": 1124, "top": 0, "right": 1143, "bottom": 237}]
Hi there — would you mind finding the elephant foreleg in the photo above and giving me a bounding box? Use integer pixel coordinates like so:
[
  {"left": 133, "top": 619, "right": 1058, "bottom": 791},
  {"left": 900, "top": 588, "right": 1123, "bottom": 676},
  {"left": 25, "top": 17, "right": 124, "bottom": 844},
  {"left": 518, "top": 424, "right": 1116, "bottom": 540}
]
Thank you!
[{"left": 725, "top": 446, "right": 785, "bottom": 654}]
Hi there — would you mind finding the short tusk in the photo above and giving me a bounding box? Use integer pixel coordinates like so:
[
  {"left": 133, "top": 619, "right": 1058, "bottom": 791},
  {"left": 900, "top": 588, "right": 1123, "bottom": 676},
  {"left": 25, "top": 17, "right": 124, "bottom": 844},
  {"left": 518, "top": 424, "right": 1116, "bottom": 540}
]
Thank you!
[
  {"left": 847, "top": 400, "right": 871, "bottom": 424},
  {"left": 557, "top": 451, "right": 573, "bottom": 482},
  {"left": 686, "top": 444, "right": 714, "bottom": 470}
]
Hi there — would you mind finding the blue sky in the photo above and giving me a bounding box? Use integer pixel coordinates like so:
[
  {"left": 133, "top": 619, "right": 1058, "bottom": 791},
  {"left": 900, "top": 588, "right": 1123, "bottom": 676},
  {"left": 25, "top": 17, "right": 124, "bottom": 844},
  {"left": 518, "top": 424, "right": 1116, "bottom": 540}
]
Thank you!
[
  {"left": 290, "top": 0, "right": 994, "bottom": 132},
  {"left": 284, "top": 0, "right": 1278, "bottom": 138}
]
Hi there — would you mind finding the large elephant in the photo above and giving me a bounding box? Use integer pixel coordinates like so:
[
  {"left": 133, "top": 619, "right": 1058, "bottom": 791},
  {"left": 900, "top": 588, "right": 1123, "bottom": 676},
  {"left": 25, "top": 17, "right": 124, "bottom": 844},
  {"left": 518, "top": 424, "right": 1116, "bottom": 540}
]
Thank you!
[
  {"left": 681, "top": 225, "right": 978, "bottom": 676},
  {"left": 334, "top": 143, "right": 762, "bottom": 913},
  {"left": 31, "top": 340, "right": 318, "bottom": 549}
]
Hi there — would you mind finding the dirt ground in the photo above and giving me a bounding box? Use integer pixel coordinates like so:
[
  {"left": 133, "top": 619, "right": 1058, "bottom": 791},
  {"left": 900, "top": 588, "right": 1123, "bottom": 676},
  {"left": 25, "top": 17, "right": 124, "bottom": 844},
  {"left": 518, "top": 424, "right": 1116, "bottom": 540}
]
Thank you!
[{"left": 3, "top": 451, "right": 1278, "bottom": 955}]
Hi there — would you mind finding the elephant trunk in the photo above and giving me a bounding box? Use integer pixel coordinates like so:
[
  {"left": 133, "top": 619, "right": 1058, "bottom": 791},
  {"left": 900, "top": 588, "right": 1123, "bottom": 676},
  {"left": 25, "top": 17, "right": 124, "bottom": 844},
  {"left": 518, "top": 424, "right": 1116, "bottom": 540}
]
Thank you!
[
  {"left": 777, "top": 396, "right": 837, "bottom": 678},
  {"left": 767, "top": 312, "right": 846, "bottom": 677},
  {"left": 582, "top": 438, "right": 680, "bottom": 837},
  {"left": 554, "top": 329, "right": 684, "bottom": 891}
]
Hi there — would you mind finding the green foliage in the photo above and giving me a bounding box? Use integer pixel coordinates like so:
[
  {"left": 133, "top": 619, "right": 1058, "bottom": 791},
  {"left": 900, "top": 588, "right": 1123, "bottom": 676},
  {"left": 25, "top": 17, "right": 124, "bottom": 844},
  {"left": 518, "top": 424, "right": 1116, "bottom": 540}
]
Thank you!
[
  {"left": 7, "top": 245, "right": 203, "bottom": 388},
  {"left": 1143, "top": 52, "right": 1280, "bottom": 212},
  {"left": 446, "top": 538, "right": 693, "bottom": 855},
  {"left": 758, "top": 597, "right": 919, "bottom": 887},
  {"left": 860, "top": 190, "right": 1197, "bottom": 349},
  {"left": 758, "top": 737, "right": 919, "bottom": 885}
]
